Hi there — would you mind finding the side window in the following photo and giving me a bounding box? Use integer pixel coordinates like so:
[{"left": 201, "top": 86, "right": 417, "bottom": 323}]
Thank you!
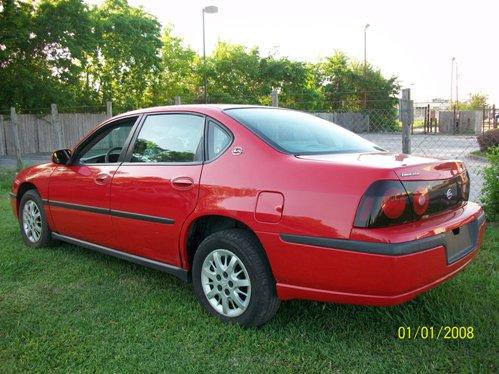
[
  {"left": 79, "top": 120, "right": 135, "bottom": 164},
  {"left": 131, "top": 114, "right": 205, "bottom": 163},
  {"left": 207, "top": 120, "right": 232, "bottom": 160}
]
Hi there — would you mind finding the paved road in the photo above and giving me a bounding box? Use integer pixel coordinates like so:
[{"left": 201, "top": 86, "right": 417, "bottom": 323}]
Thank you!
[{"left": 0, "top": 133, "right": 487, "bottom": 202}]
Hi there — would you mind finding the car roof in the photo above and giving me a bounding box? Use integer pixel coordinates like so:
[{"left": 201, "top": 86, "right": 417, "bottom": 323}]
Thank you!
[{"left": 115, "top": 104, "right": 271, "bottom": 119}]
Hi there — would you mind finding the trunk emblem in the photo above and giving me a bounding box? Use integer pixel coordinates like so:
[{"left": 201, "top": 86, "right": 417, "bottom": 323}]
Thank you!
[
  {"left": 446, "top": 188, "right": 454, "bottom": 200},
  {"left": 400, "top": 172, "right": 420, "bottom": 177}
]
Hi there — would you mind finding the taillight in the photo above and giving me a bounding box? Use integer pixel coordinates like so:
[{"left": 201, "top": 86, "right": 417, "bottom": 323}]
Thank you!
[
  {"left": 354, "top": 180, "right": 413, "bottom": 228},
  {"left": 355, "top": 172, "right": 469, "bottom": 228},
  {"left": 412, "top": 187, "right": 429, "bottom": 216},
  {"left": 381, "top": 188, "right": 407, "bottom": 219}
]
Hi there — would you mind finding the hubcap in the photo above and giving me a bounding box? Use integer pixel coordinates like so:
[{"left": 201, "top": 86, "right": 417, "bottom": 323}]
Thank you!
[
  {"left": 201, "top": 249, "right": 251, "bottom": 317},
  {"left": 22, "top": 200, "right": 42, "bottom": 243}
]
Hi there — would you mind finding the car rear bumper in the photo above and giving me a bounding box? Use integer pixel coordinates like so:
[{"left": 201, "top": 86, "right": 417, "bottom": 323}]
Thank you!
[{"left": 259, "top": 202, "right": 486, "bottom": 306}]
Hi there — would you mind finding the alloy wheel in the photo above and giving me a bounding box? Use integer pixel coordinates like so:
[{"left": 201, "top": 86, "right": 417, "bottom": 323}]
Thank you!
[
  {"left": 201, "top": 249, "right": 252, "bottom": 317},
  {"left": 22, "top": 200, "right": 42, "bottom": 243}
]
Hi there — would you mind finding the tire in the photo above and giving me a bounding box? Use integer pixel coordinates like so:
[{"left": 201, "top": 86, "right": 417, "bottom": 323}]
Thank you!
[
  {"left": 192, "top": 229, "right": 280, "bottom": 327},
  {"left": 18, "top": 190, "right": 53, "bottom": 248}
]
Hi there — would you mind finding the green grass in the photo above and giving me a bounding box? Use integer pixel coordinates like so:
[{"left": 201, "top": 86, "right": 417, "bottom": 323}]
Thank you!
[{"left": 0, "top": 179, "right": 498, "bottom": 372}]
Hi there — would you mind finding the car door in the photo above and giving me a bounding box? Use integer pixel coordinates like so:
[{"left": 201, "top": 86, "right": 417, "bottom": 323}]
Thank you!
[
  {"left": 109, "top": 113, "right": 205, "bottom": 266},
  {"left": 48, "top": 116, "right": 139, "bottom": 247}
]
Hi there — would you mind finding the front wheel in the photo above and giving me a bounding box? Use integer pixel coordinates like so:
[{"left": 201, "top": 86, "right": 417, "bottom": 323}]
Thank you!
[
  {"left": 19, "top": 190, "right": 53, "bottom": 248},
  {"left": 192, "top": 229, "right": 280, "bottom": 327}
]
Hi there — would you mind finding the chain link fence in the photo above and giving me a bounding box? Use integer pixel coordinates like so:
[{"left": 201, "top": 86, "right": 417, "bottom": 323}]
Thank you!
[
  {"left": 1, "top": 97, "right": 497, "bottom": 204},
  {"left": 307, "top": 103, "right": 496, "bottom": 203}
]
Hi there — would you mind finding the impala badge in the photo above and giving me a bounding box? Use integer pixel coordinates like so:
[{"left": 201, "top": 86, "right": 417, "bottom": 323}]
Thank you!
[
  {"left": 401, "top": 172, "right": 420, "bottom": 177},
  {"left": 446, "top": 188, "right": 453, "bottom": 200},
  {"left": 232, "top": 147, "right": 243, "bottom": 156}
]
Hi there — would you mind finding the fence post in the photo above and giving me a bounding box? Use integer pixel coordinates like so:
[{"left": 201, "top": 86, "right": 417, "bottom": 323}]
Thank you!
[
  {"left": 0, "top": 114, "right": 5, "bottom": 156},
  {"left": 51, "top": 104, "right": 63, "bottom": 150},
  {"left": 271, "top": 89, "right": 279, "bottom": 107},
  {"left": 9, "top": 107, "right": 23, "bottom": 169},
  {"left": 493, "top": 104, "right": 497, "bottom": 129},
  {"left": 174, "top": 96, "right": 181, "bottom": 105},
  {"left": 106, "top": 101, "right": 113, "bottom": 117},
  {"left": 400, "top": 88, "right": 412, "bottom": 154}
]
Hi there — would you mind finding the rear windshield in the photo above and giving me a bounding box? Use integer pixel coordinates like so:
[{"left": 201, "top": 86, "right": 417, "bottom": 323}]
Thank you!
[{"left": 224, "top": 107, "right": 382, "bottom": 155}]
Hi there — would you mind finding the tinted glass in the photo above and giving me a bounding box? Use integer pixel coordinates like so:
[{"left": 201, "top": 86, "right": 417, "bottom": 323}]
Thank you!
[
  {"left": 131, "top": 114, "right": 205, "bottom": 163},
  {"left": 207, "top": 120, "right": 231, "bottom": 160},
  {"left": 225, "top": 108, "right": 381, "bottom": 155},
  {"left": 80, "top": 122, "right": 134, "bottom": 164}
]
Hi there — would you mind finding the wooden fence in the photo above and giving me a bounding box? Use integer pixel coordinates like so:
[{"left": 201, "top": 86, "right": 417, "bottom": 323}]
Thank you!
[{"left": 0, "top": 104, "right": 112, "bottom": 167}]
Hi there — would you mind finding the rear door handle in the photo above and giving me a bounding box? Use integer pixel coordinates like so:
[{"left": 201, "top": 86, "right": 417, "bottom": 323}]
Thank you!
[
  {"left": 95, "top": 173, "right": 111, "bottom": 185},
  {"left": 171, "top": 176, "right": 194, "bottom": 190}
]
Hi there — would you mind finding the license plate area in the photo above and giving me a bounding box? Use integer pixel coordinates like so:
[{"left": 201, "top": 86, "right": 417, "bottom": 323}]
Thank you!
[{"left": 445, "top": 221, "right": 478, "bottom": 264}]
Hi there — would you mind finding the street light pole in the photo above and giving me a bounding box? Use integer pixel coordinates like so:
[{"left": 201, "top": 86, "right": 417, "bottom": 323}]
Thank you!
[
  {"left": 202, "top": 6, "right": 218, "bottom": 104},
  {"left": 450, "top": 57, "right": 455, "bottom": 107},
  {"left": 363, "top": 23, "right": 370, "bottom": 109},
  {"left": 364, "top": 24, "right": 369, "bottom": 71}
]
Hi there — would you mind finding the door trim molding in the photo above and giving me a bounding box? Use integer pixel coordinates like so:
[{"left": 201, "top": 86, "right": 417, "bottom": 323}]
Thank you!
[
  {"left": 52, "top": 232, "right": 190, "bottom": 282},
  {"left": 46, "top": 200, "right": 175, "bottom": 224}
]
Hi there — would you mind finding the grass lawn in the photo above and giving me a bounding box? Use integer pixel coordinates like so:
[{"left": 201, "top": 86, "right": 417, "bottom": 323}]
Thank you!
[{"left": 0, "top": 174, "right": 497, "bottom": 372}]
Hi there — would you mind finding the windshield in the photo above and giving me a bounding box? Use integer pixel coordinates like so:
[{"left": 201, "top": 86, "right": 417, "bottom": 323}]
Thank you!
[{"left": 224, "top": 107, "right": 383, "bottom": 155}]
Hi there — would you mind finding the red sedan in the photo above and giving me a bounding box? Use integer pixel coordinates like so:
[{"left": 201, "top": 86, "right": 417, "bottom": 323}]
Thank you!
[{"left": 10, "top": 105, "right": 486, "bottom": 327}]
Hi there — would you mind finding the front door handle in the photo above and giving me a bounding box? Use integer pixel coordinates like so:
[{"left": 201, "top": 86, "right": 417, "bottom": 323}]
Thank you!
[
  {"left": 171, "top": 176, "right": 194, "bottom": 190},
  {"left": 94, "top": 173, "right": 111, "bottom": 185}
]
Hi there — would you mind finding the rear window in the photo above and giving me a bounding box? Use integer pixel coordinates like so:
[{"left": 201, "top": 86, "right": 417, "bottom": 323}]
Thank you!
[{"left": 225, "top": 107, "right": 382, "bottom": 155}]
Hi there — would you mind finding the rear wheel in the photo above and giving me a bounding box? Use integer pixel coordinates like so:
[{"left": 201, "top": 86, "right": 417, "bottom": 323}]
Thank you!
[
  {"left": 19, "top": 190, "right": 53, "bottom": 248},
  {"left": 192, "top": 229, "right": 280, "bottom": 327}
]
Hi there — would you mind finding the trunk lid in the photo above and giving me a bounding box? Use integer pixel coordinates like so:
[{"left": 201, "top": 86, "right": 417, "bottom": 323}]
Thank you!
[
  {"left": 296, "top": 152, "right": 466, "bottom": 180},
  {"left": 297, "top": 152, "right": 470, "bottom": 220}
]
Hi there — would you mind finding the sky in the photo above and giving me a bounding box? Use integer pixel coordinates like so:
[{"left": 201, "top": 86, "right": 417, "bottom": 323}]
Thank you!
[{"left": 89, "top": 0, "right": 499, "bottom": 104}]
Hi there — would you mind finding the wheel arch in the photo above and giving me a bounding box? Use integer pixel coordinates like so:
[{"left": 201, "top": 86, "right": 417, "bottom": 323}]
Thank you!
[
  {"left": 182, "top": 214, "right": 269, "bottom": 272},
  {"left": 14, "top": 182, "right": 38, "bottom": 215}
]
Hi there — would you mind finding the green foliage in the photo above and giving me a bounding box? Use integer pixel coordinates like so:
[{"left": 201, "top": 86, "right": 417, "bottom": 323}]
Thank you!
[
  {"left": 317, "top": 52, "right": 400, "bottom": 131},
  {"left": 480, "top": 146, "right": 499, "bottom": 221},
  {"left": 145, "top": 28, "right": 200, "bottom": 106},
  {"left": 87, "top": 0, "right": 162, "bottom": 112},
  {"left": 0, "top": 0, "right": 95, "bottom": 111},
  {"left": 455, "top": 93, "right": 489, "bottom": 110},
  {"left": 205, "top": 43, "right": 271, "bottom": 104},
  {"left": 0, "top": 0, "right": 399, "bottom": 115}
]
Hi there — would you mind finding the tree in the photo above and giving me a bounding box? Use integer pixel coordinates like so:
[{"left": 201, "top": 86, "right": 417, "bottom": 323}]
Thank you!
[
  {"left": 456, "top": 93, "right": 488, "bottom": 110},
  {"left": 204, "top": 43, "right": 324, "bottom": 109},
  {"left": 0, "top": 1, "right": 399, "bottom": 118},
  {"left": 317, "top": 52, "right": 399, "bottom": 111},
  {"left": 87, "top": 0, "right": 162, "bottom": 112},
  {"left": 317, "top": 52, "right": 400, "bottom": 130},
  {"left": 144, "top": 27, "right": 200, "bottom": 106},
  {"left": 0, "top": 0, "right": 94, "bottom": 111},
  {"left": 205, "top": 43, "right": 265, "bottom": 104}
]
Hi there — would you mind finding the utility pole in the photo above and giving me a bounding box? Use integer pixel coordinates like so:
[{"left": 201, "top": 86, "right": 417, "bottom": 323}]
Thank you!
[
  {"left": 450, "top": 57, "right": 455, "bottom": 107},
  {"left": 363, "top": 23, "right": 370, "bottom": 109}
]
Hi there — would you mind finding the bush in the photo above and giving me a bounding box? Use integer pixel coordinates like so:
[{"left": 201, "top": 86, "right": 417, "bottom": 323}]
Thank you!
[
  {"left": 480, "top": 146, "right": 499, "bottom": 221},
  {"left": 477, "top": 128, "right": 499, "bottom": 151}
]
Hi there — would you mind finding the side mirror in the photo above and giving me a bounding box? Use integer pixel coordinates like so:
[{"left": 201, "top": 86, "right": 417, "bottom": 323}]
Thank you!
[{"left": 52, "top": 149, "right": 72, "bottom": 165}]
